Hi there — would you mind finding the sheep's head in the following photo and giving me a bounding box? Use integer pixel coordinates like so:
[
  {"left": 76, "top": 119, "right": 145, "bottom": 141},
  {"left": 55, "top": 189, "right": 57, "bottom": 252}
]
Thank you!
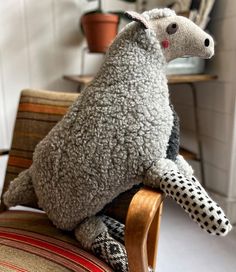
[{"left": 125, "top": 8, "right": 214, "bottom": 62}]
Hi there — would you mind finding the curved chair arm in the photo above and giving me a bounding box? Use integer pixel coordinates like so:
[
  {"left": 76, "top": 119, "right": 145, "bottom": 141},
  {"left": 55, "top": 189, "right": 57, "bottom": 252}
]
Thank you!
[{"left": 125, "top": 187, "right": 164, "bottom": 272}]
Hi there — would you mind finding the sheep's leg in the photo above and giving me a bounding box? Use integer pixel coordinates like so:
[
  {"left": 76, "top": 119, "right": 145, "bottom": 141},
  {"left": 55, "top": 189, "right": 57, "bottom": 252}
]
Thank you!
[
  {"left": 3, "top": 167, "right": 37, "bottom": 207},
  {"left": 175, "top": 154, "right": 209, "bottom": 196},
  {"left": 75, "top": 216, "right": 128, "bottom": 272},
  {"left": 175, "top": 154, "right": 193, "bottom": 179},
  {"left": 100, "top": 215, "right": 125, "bottom": 244},
  {"left": 145, "top": 159, "right": 232, "bottom": 236}
]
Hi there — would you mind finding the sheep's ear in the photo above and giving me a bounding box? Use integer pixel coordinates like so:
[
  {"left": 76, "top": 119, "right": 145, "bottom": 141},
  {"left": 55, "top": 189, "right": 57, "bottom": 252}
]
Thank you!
[{"left": 124, "top": 11, "right": 149, "bottom": 29}]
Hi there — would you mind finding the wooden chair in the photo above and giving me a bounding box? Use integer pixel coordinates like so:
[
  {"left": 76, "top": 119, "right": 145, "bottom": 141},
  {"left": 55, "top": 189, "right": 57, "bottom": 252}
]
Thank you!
[{"left": 0, "top": 89, "right": 164, "bottom": 272}]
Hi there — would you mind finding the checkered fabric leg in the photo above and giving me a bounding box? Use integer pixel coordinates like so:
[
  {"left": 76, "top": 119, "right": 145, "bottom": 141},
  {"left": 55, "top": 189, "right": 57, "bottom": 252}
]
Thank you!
[
  {"left": 191, "top": 176, "right": 209, "bottom": 196},
  {"left": 100, "top": 215, "right": 125, "bottom": 244},
  {"left": 91, "top": 231, "right": 128, "bottom": 272},
  {"left": 159, "top": 170, "right": 232, "bottom": 236},
  {"left": 175, "top": 155, "right": 208, "bottom": 197}
]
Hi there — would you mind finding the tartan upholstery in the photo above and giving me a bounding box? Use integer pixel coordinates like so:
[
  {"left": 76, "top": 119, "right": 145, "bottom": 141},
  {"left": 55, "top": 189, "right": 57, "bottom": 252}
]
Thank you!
[{"left": 0, "top": 210, "right": 112, "bottom": 272}]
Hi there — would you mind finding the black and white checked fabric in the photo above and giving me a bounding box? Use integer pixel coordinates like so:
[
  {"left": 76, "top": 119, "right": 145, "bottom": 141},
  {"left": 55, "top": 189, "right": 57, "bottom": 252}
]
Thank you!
[
  {"left": 91, "top": 231, "right": 128, "bottom": 272},
  {"left": 159, "top": 170, "right": 232, "bottom": 236},
  {"left": 100, "top": 215, "right": 125, "bottom": 244}
]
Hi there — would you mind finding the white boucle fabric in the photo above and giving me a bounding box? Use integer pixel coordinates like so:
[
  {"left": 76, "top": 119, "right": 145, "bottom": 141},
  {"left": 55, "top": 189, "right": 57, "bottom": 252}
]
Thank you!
[
  {"left": 175, "top": 154, "right": 193, "bottom": 179},
  {"left": 142, "top": 7, "right": 176, "bottom": 20}
]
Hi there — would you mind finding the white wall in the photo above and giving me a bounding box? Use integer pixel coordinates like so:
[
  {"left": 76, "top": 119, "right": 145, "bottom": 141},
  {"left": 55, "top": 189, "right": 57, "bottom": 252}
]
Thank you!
[
  {"left": 170, "top": 0, "right": 236, "bottom": 222},
  {"left": 0, "top": 0, "right": 85, "bottom": 150}
]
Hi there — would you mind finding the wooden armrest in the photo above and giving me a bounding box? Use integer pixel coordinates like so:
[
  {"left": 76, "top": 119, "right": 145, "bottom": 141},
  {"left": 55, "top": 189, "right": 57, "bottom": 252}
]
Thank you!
[{"left": 125, "top": 187, "right": 164, "bottom": 272}]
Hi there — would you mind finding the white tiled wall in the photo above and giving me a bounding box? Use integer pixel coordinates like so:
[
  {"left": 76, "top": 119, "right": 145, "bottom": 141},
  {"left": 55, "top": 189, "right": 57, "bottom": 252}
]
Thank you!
[
  {"left": 0, "top": 0, "right": 84, "bottom": 150},
  {"left": 171, "top": 0, "right": 236, "bottom": 222}
]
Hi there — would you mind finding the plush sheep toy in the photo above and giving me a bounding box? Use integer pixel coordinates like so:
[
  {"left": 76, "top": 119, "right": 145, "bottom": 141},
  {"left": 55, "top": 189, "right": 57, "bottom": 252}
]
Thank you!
[{"left": 4, "top": 8, "right": 232, "bottom": 272}]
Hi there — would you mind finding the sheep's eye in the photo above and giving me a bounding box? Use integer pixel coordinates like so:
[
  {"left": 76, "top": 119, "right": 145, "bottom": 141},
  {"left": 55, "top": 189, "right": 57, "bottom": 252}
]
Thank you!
[{"left": 166, "top": 23, "right": 178, "bottom": 35}]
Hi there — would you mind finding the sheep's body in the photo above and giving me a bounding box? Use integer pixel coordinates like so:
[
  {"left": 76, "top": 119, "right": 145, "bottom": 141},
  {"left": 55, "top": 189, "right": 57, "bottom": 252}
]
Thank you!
[{"left": 32, "top": 23, "right": 173, "bottom": 230}]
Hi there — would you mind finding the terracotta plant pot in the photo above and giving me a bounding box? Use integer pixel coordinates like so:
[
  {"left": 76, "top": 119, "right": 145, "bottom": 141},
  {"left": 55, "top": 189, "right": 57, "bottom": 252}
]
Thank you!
[{"left": 81, "top": 13, "right": 119, "bottom": 53}]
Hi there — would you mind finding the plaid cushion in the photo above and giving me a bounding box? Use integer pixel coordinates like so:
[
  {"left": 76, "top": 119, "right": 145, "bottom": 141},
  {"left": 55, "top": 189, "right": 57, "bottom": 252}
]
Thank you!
[{"left": 0, "top": 210, "right": 113, "bottom": 272}]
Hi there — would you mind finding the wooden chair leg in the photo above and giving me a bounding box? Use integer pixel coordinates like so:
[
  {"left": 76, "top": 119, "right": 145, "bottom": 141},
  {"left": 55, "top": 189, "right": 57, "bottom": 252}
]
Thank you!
[
  {"left": 125, "top": 188, "right": 164, "bottom": 272},
  {"left": 147, "top": 202, "right": 163, "bottom": 270}
]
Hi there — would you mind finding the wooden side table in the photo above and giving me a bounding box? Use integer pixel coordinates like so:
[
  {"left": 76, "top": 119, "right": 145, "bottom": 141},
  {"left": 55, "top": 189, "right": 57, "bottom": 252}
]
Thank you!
[
  {"left": 63, "top": 75, "right": 94, "bottom": 92},
  {"left": 63, "top": 74, "right": 217, "bottom": 186}
]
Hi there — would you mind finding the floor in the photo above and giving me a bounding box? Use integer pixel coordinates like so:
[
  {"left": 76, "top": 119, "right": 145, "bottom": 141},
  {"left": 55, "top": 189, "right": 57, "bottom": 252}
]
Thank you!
[{"left": 158, "top": 198, "right": 236, "bottom": 272}]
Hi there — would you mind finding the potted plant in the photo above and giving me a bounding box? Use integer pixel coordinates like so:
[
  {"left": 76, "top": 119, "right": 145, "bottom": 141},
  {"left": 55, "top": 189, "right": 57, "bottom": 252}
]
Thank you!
[{"left": 81, "top": 0, "right": 136, "bottom": 53}]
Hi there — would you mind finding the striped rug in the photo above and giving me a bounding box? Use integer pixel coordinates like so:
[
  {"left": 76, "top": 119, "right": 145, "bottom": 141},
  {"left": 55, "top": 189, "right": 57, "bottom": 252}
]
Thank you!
[{"left": 0, "top": 210, "right": 113, "bottom": 272}]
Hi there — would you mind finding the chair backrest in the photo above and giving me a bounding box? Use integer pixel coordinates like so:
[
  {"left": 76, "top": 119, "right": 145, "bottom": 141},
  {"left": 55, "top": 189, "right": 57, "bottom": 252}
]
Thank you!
[{"left": 0, "top": 89, "right": 78, "bottom": 211}]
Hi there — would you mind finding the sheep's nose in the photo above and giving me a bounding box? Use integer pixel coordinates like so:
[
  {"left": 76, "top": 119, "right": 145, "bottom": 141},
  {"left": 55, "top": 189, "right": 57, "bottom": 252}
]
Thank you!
[{"left": 204, "top": 38, "right": 210, "bottom": 47}]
